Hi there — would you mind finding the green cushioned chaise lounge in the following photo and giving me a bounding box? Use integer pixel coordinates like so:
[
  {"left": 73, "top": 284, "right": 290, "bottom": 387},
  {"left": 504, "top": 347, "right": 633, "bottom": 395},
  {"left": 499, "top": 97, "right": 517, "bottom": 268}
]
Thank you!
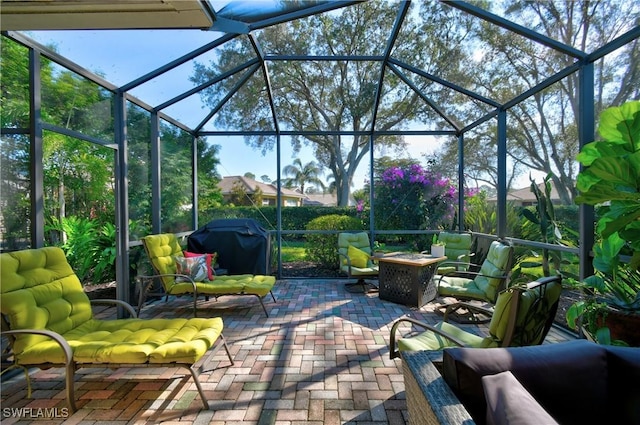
[
  {"left": 0, "top": 247, "right": 234, "bottom": 413},
  {"left": 140, "top": 233, "right": 277, "bottom": 317}
]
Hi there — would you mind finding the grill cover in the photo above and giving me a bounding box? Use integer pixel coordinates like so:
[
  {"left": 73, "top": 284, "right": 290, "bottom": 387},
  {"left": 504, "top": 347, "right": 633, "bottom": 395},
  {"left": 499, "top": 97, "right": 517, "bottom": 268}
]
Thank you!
[{"left": 187, "top": 218, "right": 271, "bottom": 275}]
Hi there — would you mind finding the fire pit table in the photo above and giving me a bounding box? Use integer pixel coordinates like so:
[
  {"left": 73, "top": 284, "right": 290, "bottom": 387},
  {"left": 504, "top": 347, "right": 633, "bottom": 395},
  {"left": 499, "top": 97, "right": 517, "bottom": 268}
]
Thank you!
[{"left": 377, "top": 252, "right": 446, "bottom": 308}]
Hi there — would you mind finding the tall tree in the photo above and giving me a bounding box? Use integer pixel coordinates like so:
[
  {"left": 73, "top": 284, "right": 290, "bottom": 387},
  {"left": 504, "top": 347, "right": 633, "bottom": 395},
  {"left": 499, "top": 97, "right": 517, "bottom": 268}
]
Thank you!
[
  {"left": 2, "top": 37, "right": 117, "bottom": 240},
  {"left": 434, "top": 0, "right": 640, "bottom": 204},
  {"left": 1, "top": 39, "right": 34, "bottom": 247},
  {"left": 191, "top": 2, "right": 475, "bottom": 206},
  {"left": 282, "top": 158, "right": 325, "bottom": 194}
]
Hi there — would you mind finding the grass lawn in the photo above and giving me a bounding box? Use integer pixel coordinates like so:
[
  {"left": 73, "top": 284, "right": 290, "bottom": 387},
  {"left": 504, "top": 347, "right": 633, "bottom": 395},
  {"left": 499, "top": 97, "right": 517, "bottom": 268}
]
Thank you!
[{"left": 280, "top": 240, "right": 307, "bottom": 262}]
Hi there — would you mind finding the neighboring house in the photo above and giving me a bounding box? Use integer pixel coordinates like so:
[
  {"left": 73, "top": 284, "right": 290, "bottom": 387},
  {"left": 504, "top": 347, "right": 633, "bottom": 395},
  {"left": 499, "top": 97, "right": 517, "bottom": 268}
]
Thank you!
[
  {"left": 487, "top": 182, "right": 562, "bottom": 207},
  {"left": 302, "top": 192, "right": 339, "bottom": 207},
  {"left": 219, "top": 176, "right": 306, "bottom": 207}
]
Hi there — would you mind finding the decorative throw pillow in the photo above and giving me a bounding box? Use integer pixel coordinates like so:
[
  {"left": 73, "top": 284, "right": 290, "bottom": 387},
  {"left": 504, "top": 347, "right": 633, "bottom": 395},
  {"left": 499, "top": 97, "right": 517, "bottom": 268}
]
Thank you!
[
  {"left": 184, "top": 251, "right": 217, "bottom": 281},
  {"left": 347, "top": 245, "right": 370, "bottom": 268},
  {"left": 482, "top": 371, "right": 559, "bottom": 425},
  {"left": 174, "top": 255, "right": 209, "bottom": 282}
]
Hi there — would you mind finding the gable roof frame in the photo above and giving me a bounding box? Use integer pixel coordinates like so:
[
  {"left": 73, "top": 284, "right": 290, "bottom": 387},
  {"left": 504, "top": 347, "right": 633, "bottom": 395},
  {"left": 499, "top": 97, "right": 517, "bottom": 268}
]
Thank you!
[{"left": 2, "top": 0, "right": 638, "bottom": 292}]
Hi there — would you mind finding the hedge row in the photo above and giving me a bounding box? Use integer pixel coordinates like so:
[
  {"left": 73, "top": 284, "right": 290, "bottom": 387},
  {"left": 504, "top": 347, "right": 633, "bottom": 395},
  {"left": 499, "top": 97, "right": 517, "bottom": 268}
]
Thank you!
[
  {"left": 199, "top": 206, "right": 364, "bottom": 234},
  {"left": 199, "top": 204, "right": 581, "bottom": 239}
]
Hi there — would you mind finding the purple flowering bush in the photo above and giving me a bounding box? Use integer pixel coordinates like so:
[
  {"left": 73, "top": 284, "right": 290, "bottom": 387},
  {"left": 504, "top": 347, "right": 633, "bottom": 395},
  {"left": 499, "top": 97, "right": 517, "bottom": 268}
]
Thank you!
[{"left": 372, "top": 163, "right": 457, "bottom": 249}]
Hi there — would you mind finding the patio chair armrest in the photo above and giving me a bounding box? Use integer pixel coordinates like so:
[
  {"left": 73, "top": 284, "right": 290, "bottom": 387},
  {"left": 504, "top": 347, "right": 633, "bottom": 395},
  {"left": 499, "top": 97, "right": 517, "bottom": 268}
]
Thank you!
[
  {"left": 90, "top": 299, "right": 138, "bottom": 318},
  {"left": 137, "top": 273, "right": 197, "bottom": 292},
  {"left": 390, "top": 317, "right": 466, "bottom": 359},
  {"left": 1, "top": 329, "right": 73, "bottom": 367},
  {"left": 436, "top": 262, "right": 480, "bottom": 276},
  {"left": 138, "top": 272, "right": 192, "bottom": 281},
  {"left": 337, "top": 251, "right": 352, "bottom": 267},
  {"left": 434, "top": 270, "right": 476, "bottom": 287},
  {"left": 437, "top": 268, "right": 509, "bottom": 283},
  {"left": 456, "top": 252, "right": 475, "bottom": 261},
  {"left": 136, "top": 273, "right": 198, "bottom": 316},
  {"left": 442, "top": 301, "right": 493, "bottom": 322}
]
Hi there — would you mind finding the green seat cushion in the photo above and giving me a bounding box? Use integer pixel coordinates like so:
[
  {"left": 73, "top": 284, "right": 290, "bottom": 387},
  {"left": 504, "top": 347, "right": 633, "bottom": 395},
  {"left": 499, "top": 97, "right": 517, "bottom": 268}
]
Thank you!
[
  {"left": 436, "top": 265, "right": 457, "bottom": 275},
  {"left": 438, "top": 276, "right": 488, "bottom": 302},
  {"left": 397, "top": 321, "right": 493, "bottom": 351},
  {"left": 18, "top": 317, "right": 224, "bottom": 365},
  {"left": 168, "top": 274, "right": 276, "bottom": 297},
  {"left": 344, "top": 265, "right": 379, "bottom": 276},
  {"left": 239, "top": 275, "right": 277, "bottom": 297},
  {"left": 474, "top": 242, "right": 512, "bottom": 302}
]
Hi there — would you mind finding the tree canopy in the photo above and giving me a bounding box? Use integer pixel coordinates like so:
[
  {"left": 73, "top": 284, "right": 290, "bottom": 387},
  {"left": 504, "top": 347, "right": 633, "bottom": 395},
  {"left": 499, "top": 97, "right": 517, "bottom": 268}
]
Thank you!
[
  {"left": 433, "top": 0, "right": 640, "bottom": 204},
  {"left": 0, "top": 37, "right": 224, "bottom": 244},
  {"left": 192, "top": 2, "right": 476, "bottom": 206},
  {"left": 191, "top": 0, "right": 638, "bottom": 207}
]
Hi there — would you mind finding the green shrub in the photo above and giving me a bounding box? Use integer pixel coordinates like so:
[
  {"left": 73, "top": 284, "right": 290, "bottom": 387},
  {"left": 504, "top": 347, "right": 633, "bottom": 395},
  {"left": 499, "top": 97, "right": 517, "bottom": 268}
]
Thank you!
[
  {"left": 93, "top": 222, "right": 117, "bottom": 284},
  {"left": 45, "top": 215, "right": 118, "bottom": 285},
  {"left": 305, "top": 215, "right": 363, "bottom": 268},
  {"left": 46, "top": 216, "right": 98, "bottom": 282},
  {"left": 199, "top": 206, "right": 363, "bottom": 238}
]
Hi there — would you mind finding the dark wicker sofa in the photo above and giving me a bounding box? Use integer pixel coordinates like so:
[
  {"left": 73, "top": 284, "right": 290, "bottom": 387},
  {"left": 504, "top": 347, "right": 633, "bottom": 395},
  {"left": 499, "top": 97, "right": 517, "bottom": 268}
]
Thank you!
[{"left": 440, "top": 339, "right": 640, "bottom": 425}]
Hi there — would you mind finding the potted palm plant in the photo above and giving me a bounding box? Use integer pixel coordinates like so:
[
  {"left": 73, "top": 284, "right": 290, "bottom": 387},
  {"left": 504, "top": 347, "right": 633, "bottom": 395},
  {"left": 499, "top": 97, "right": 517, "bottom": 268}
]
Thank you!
[{"left": 566, "top": 100, "right": 640, "bottom": 346}]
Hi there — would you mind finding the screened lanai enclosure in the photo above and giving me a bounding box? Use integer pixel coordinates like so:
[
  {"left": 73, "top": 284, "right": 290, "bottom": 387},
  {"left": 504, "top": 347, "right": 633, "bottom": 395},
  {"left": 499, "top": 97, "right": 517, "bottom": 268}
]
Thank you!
[{"left": 1, "top": 1, "right": 639, "bottom": 305}]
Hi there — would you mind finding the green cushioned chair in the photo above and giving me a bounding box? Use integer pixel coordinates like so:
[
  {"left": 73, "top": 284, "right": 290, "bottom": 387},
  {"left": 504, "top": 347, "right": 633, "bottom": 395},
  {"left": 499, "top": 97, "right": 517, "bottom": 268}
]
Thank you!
[
  {"left": 436, "top": 239, "right": 514, "bottom": 304},
  {"left": 337, "top": 232, "right": 379, "bottom": 293},
  {"left": 140, "top": 233, "right": 277, "bottom": 317},
  {"left": 389, "top": 275, "right": 563, "bottom": 359},
  {"left": 0, "top": 247, "right": 233, "bottom": 413},
  {"left": 434, "top": 231, "right": 474, "bottom": 274}
]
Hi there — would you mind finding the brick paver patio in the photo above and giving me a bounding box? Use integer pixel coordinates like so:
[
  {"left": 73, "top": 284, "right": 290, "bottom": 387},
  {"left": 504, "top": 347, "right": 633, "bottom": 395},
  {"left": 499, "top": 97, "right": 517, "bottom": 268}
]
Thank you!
[{"left": 1, "top": 278, "right": 576, "bottom": 424}]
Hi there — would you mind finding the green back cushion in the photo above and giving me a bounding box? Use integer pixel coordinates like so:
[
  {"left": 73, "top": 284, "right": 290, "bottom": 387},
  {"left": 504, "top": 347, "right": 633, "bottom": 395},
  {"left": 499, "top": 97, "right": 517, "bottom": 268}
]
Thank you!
[
  {"left": 488, "top": 288, "right": 517, "bottom": 343},
  {"left": 474, "top": 241, "right": 512, "bottom": 302},
  {"left": 439, "top": 232, "right": 472, "bottom": 263},
  {"left": 488, "top": 279, "right": 563, "bottom": 346},
  {"left": 338, "top": 232, "right": 371, "bottom": 252},
  {"left": 0, "top": 247, "right": 93, "bottom": 355},
  {"left": 142, "top": 233, "right": 184, "bottom": 289},
  {"left": 511, "top": 280, "right": 563, "bottom": 346}
]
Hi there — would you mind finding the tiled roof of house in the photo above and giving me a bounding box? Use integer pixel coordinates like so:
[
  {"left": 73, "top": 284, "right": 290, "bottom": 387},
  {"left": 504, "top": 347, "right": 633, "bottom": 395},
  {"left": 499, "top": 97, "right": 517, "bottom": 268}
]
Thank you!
[
  {"left": 302, "top": 193, "right": 338, "bottom": 206},
  {"left": 487, "top": 182, "right": 561, "bottom": 202},
  {"left": 219, "top": 176, "right": 305, "bottom": 199}
]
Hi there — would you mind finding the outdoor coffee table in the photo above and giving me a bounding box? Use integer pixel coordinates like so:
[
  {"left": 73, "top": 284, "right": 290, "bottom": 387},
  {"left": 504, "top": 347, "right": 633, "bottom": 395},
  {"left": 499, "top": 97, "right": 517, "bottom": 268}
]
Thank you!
[{"left": 377, "top": 252, "right": 446, "bottom": 308}]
